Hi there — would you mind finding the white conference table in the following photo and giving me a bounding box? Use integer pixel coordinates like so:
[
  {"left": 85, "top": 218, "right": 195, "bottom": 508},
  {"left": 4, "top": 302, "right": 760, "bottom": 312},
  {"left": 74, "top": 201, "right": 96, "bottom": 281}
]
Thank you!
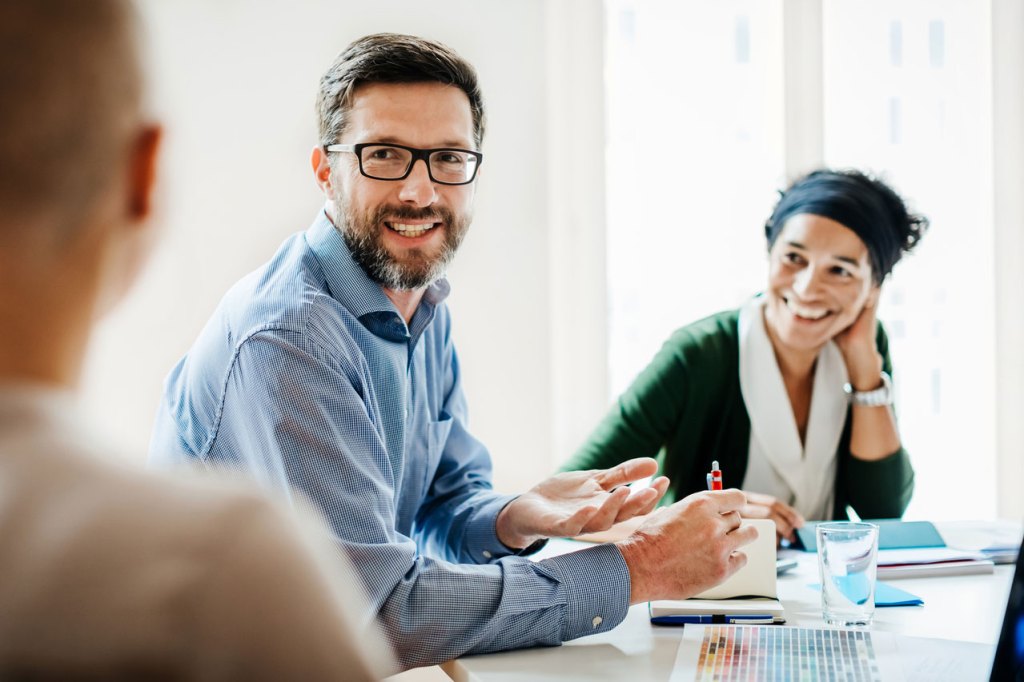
[{"left": 443, "top": 538, "right": 1013, "bottom": 681}]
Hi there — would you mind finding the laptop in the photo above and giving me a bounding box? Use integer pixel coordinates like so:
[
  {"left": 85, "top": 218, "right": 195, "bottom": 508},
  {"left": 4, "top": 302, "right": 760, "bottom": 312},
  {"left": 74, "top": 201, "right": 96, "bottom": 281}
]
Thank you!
[
  {"left": 669, "top": 543, "right": 1023, "bottom": 681},
  {"left": 991, "top": 542, "right": 1023, "bottom": 680}
]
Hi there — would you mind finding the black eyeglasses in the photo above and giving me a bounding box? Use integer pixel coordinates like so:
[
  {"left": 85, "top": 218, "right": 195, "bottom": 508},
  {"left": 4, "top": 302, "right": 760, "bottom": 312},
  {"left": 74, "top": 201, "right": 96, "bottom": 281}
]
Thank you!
[{"left": 325, "top": 142, "right": 483, "bottom": 186}]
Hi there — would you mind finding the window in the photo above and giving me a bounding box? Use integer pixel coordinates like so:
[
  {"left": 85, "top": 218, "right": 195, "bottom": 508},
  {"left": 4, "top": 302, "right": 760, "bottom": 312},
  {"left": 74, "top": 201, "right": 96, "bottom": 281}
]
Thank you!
[
  {"left": 822, "top": 0, "right": 996, "bottom": 519},
  {"left": 606, "top": 0, "right": 785, "bottom": 396}
]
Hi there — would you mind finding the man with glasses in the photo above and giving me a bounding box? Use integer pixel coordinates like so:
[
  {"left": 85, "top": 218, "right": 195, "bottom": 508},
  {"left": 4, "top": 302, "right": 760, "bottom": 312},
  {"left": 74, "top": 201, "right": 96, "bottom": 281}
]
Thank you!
[{"left": 150, "top": 33, "right": 756, "bottom": 669}]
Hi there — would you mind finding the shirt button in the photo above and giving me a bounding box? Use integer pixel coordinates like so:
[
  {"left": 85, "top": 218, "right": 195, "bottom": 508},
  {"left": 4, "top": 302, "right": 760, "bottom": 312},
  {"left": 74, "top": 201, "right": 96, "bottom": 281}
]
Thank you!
[
  {"left": 592, "top": 616, "right": 603, "bottom": 628},
  {"left": 482, "top": 550, "right": 492, "bottom": 559}
]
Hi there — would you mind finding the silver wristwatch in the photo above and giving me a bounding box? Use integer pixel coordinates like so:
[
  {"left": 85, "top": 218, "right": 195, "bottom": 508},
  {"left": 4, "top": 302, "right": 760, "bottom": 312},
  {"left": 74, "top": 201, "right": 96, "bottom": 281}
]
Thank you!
[{"left": 844, "top": 371, "right": 893, "bottom": 407}]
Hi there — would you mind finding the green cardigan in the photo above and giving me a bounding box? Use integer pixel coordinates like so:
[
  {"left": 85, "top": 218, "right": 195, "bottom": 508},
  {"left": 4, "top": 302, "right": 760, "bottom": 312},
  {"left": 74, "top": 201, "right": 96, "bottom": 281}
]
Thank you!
[{"left": 563, "top": 309, "right": 914, "bottom": 520}]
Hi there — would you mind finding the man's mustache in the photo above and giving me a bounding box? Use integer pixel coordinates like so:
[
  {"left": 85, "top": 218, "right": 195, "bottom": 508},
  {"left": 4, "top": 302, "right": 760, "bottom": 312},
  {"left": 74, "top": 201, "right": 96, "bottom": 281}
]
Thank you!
[{"left": 373, "top": 206, "right": 452, "bottom": 223}]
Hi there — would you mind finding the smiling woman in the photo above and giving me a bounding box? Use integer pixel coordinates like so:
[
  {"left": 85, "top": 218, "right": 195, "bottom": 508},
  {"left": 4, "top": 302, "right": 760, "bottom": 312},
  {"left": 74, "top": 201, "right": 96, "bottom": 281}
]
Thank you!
[
  {"left": 766, "top": 213, "right": 875, "bottom": 354},
  {"left": 562, "top": 169, "right": 928, "bottom": 542}
]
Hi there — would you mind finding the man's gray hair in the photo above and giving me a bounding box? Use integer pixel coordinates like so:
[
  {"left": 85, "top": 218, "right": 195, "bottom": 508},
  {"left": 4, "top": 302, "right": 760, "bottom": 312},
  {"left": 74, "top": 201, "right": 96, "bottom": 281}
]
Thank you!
[{"left": 316, "top": 33, "right": 486, "bottom": 151}]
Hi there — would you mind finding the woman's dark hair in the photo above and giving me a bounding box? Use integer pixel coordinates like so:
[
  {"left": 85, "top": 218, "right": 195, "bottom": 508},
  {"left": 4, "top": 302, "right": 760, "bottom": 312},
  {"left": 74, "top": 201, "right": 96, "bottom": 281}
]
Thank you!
[{"left": 764, "top": 169, "right": 928, "bottom": 284}]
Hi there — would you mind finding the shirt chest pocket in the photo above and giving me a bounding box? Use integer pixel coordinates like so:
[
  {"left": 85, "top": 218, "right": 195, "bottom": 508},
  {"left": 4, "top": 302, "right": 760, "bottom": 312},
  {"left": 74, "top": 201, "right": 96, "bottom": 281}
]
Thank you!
[{"left": 420, "top": 410, "right": 453, "bottom": 493}]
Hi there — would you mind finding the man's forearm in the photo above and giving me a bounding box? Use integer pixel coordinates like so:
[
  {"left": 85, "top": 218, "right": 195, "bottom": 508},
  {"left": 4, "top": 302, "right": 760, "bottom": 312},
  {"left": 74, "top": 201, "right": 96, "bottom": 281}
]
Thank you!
[{"left": 346, "top": 541, "right": 631, "bottom": 669}]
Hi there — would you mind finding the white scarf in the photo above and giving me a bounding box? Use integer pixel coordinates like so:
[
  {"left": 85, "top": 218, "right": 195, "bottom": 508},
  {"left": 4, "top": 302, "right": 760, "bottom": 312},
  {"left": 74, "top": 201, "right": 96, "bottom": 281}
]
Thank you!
[{"left": 738, "top": 296, "right": 848, "bottom": 521}]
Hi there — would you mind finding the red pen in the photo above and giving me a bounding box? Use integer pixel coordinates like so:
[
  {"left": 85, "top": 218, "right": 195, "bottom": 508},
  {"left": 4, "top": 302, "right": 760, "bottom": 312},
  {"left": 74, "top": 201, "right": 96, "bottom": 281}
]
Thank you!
[{"left": 706, "top": 461, "right": 723, "bottom": 491}]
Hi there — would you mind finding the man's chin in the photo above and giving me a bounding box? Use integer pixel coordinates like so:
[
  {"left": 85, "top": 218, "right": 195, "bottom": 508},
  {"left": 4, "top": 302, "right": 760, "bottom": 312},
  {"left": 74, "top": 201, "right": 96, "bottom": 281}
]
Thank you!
[{"left": 376, "top": 256, "right": 446, "bottom": 290}]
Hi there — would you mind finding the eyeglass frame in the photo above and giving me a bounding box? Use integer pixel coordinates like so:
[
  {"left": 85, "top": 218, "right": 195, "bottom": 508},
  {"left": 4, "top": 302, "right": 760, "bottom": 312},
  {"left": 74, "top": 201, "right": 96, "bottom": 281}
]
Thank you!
[{"left": 324, "top": 142, "right": 483, "bottom": 186}]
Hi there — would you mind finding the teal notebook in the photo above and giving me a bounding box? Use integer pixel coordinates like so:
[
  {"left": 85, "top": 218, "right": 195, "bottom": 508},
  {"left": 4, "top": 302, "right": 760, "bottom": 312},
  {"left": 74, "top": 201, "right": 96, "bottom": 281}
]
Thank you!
[{"left": 793, "top": 519, "right": 945, "bottom": 553}]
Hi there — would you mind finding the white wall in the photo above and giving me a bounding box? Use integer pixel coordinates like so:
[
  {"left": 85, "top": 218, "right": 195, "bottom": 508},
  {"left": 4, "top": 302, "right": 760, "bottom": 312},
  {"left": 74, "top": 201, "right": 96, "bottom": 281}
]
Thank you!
[{"left": 81, "top": 0, "right": 595, "bottom": 494}]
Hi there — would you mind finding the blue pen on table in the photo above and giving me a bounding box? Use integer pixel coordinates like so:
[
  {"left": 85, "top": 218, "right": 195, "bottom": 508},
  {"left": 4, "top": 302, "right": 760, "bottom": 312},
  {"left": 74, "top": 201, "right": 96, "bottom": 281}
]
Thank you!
[{"left": 651, "top": 613, "right": 779, "bottom": 625}]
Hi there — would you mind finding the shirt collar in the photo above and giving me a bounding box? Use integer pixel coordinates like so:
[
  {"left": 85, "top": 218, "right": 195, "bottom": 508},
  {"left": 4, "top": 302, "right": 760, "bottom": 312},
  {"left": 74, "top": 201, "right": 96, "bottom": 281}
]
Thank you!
[{"left": 304, "top": 207, "right": 451, "bottom": 343}]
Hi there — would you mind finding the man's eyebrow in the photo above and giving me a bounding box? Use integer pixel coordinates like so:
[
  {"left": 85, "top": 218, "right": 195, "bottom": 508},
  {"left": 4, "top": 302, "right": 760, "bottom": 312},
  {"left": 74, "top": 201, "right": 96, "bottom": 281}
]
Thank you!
[
  {"left": 784, "top": 240, "right": 862, "bottom": 267},
  {"left": 366, "top": 136, "right": 475, "bottom": 149}
]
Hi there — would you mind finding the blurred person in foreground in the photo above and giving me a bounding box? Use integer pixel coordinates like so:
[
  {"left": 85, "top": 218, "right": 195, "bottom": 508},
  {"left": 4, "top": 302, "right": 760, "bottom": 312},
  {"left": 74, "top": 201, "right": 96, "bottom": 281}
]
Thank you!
[
  {"left": 150, "top": 32, "right": 758, "bottom": 670},
  {"left": 564, "top": 169, "right": 926, "bottom": 543},
  {"left": 0, "top": 1, "right": 390, "bottom": 678}
]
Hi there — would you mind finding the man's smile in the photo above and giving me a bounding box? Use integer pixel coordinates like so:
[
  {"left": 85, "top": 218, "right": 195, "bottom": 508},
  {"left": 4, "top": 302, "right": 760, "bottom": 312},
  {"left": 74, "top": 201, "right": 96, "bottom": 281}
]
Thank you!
[{"left": 385, "top": 220, "right": 441, "bottom": 238}]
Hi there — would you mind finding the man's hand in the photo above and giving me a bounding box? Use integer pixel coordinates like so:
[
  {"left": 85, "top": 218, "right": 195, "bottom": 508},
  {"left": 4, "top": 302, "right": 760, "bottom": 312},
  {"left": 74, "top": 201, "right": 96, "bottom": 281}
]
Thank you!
[
  {"left": 740, "top": 491, "right": 805, "bottom": 543},
  {"left": 495, "top": 457, "right": 669, "bottom": 550},
  {"left": 616, "top": 489, "right": 758, "bottom": 604}
]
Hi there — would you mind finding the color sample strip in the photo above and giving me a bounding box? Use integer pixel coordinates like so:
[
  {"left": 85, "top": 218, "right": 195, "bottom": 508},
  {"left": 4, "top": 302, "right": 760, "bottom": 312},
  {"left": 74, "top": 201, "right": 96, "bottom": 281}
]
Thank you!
[{"left": 695, "top": 626, "right": 883, "bottom": 681}]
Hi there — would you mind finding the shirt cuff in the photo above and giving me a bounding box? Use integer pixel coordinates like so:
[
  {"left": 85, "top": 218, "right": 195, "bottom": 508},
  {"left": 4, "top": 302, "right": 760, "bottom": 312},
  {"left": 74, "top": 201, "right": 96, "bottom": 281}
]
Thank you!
[
  {"left": 463, "top": 492, "right": 523, "bottom": 562},
  {"left": 535, "top": 543, "right": 631, "bottom": 641}
]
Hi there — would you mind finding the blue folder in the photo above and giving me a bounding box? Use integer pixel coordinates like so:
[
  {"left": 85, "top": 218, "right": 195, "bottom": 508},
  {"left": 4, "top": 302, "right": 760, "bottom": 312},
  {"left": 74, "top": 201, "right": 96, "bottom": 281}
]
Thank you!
[{"left": 793, "top": 519, "right": 945, "bottom": 553}]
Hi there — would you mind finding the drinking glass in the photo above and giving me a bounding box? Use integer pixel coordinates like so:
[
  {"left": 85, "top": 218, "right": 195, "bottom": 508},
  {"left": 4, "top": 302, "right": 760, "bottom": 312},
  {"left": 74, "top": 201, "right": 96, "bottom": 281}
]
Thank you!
[{"left": 817, "top": 521, "right": 879, "bottom": 627}]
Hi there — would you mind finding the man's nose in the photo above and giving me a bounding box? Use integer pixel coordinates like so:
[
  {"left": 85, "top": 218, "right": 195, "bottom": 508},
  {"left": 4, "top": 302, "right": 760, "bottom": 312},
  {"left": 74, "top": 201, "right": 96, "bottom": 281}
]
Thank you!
[{"left": 397, "top": 159, "right": 438, "bottom": 207}]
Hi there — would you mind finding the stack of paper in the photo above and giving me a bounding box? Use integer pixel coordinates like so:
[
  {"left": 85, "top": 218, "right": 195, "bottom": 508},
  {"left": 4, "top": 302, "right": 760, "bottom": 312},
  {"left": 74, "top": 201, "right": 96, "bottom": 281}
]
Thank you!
[
  {"left": 876, "top": 547, "right": 994, "bottom": 580},
  {"left": 938, "top": 520, "right": 1023, "bottom": 565}
]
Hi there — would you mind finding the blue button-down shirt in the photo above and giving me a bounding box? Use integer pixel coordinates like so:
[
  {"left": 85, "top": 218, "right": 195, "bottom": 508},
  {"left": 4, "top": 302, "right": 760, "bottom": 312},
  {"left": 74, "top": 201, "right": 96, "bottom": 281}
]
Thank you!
[{"left": 149, "top": 211, "right": 630, "bottom": 668}]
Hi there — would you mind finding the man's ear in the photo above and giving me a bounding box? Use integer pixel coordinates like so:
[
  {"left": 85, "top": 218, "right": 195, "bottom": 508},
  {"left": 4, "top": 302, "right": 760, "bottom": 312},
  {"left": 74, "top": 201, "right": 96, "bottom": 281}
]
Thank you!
[
  {"left": 311, "top": 146, "right": 334, "bottom": 195},
  {"left": 128, "top": 125, "right": 162, "bottom": 221}
]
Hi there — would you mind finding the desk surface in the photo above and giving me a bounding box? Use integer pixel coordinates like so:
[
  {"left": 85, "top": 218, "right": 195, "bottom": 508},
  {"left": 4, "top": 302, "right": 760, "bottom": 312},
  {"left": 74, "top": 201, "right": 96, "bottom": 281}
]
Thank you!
[{"left": 445, "top": 539, "right": 1013, "bottom": 681}]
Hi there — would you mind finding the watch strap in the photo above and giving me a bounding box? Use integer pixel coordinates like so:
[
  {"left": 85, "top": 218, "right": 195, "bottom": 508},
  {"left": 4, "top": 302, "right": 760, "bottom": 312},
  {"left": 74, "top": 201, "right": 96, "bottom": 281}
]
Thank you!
[{"left": 844, "top": 371, "right": 893, "bottom": 407}]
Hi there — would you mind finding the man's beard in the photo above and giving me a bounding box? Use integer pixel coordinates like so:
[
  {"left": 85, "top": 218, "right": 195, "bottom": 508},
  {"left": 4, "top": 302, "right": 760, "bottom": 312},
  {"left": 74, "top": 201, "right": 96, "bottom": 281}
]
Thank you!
[{"left": 335, "top": 195, "right": 470, "bottom": 291}]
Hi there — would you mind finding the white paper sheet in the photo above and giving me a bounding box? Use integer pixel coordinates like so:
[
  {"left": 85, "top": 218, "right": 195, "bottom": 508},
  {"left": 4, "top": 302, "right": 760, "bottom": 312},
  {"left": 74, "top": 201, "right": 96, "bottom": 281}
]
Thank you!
[
  {"left": 894, "top": 634, "right": 994, "bottom": 682},
  {"left": 670, "top": 625, "right": 905, "bottom": 681},
  {"left": 670, "top": 626, "right": 994, "bottom": 682}
]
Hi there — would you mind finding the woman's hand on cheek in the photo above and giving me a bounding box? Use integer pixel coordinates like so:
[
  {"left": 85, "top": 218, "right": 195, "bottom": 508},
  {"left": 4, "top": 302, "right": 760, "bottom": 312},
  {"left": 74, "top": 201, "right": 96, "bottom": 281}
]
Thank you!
[{"left": 835, "top": 287, "right": 884, "bottom": 386}]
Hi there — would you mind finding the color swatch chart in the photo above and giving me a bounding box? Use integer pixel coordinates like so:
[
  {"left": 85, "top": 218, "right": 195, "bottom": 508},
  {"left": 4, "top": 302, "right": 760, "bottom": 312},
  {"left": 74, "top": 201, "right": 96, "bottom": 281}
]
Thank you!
[{"left": 694, "top": 625, "right": 883, "bottom": 681}]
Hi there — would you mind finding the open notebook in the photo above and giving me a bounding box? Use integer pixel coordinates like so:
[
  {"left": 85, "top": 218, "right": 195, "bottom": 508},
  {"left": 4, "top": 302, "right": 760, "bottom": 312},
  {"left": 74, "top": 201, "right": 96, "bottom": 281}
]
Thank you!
[{"left": 650, "top": 519, "right": 785, "bottom": 624}]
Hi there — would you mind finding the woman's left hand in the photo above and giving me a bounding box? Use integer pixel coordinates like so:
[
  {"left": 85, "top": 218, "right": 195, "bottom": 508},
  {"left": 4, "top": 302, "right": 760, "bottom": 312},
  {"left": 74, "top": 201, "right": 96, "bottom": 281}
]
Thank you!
[{"left": 835, "top": 287, "right": 884, "bottom": 387}]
